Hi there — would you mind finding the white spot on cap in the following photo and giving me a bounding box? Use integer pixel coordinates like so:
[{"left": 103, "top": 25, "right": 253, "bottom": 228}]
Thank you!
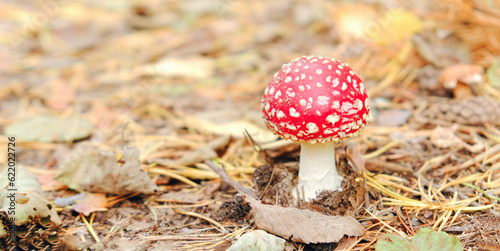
[
  {"left": 285, "top": 67, "right": 291, "bottom": 74},
  {"left": 332, "top": 78, "right": 339, "bottom": 87},
  {"left": 269, "top": 87, "right": 275, "bottom": 95},
  {"left": 289, "top": 107, "right": 300, "bottom": 117},
  {"left": 354, "top": 99, "right": 363, "bottom": 110},
  {"left": 336, "top": 70, "right": 341, "bottom": 75},
  {"left": 332, "top": 101, "right": 340, "bottom": 109},
  {"left": 349, "top": 70, "right": 354, "bottom": 75},
  {"left": 304, "top": 65, "right": 310, "bottom": 70},
  {"left": 347, "top": 75, "right": 351, "bottom": 83},
  {"left": 301, "top": 73, "right": 306, "bottom": 80},
  {"left": 294, "top": 68, "right": 300, "bottom": 73},
  {"left": 308, "top": 76, "right": 312, "bottom": 80},
  {"left": 286, "top": 123, "right": 297, "bottom": 130},
  {"left": 306, "top": 98, "right": 313, "bottom": 109},
  {"left": 299, "top": 85, "right": 305, "bottom": 91},
  {"left": 285, "top": 76, "right": 292, "bottom": 83},
  {"left": 300, "top": 99, "right": 307, "bottom": 106},
  {"left": 342, "top": 82, "right": 348, "bottom": 91},
  {"left": 265, "top": 102, "right": 270, "bottom": 112},
  {"left": 316, "top": 110, "right": 322, "bottom": 116},
  {"left": 326, "top": 114, "right": 340, "bottom": 124},
  {"left": 316, "top": 69, "right": 323, "bottom": 75},
  {"left": 306, "top": 85, "right": 311, "bottom": 90},
  {"left": 326, "top": 76, "right": 332, "bottom": 83},
  {"left": 328, "top": 65, "right": 332, "bottom": 70},
  {"left": 341, "top": 101, "right": 354, "bottom": 114},
  {"left": 306, "top": 122, "right": 319, "bottom": 134},
  {"left": 317, "top": 96, "right": 329, "bottom": 106},
  {"left": 332, "top": 90, "right": 340, "bottom": 96},
  {"left": 338, "top": 64, "right": 344, "bottom": 70},
  {"left": 277, "top": 110, "right": 285, "bottom": 119},
  {"left": 274, "top": 90, "right": 282, "bottom": 99},
  {"left": 286, "top": 88, "right": 295, "bottom": 97},
  {"left": 317, "top": 82, "right": 323, "bottom": 87},
  {"left": 322, "top": 60, "right": 329, "bottom": 64}
]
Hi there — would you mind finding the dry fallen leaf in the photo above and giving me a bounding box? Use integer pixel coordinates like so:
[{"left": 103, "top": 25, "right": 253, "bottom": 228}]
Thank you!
[
  {"left": 4, "top": 115, "right": 94, "bottom": 143},
  {"left": 368, "top": 9, "right": 422, "bottom": 45},
  {"left": 0, "top": 165, "right": 62, "bottom": 250},
  {"left": 56, "top": 145, "right": 158, "bottom": 195},
  {"left": 72, "top": 193, "right": 109, "bottom": 216},
  {"left": 245, "top": 195, "right": 365, "bottom": 244},
  {"left": 438, "top": 64, "right": 484, "bottom": 89},
  {"left": 0, "top": 165, "right": 61, "bottom": 225}
]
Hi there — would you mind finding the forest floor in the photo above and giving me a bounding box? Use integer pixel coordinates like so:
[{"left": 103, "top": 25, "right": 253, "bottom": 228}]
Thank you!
[{"left": 1, "top": 0, "right": 500, "bottom": 250}]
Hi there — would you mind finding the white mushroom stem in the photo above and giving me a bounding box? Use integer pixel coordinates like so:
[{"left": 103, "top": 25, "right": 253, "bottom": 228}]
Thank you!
[{"left": 296, "top": 142, "right": 343, "bottom": 201}]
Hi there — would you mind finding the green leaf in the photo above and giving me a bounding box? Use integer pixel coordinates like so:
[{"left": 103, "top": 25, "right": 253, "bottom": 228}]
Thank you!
[
  {"left": 375, "top": 228, "right": 463, "bottom": 251},
  {"left": 227, "top": 230, "right": 285, "bottom": 251},
  {"left": 487, "top": 57, "right": 500, "bottom": 88},
  {"left": 4, "top": 115, "right": 93, "bottom": 143}
]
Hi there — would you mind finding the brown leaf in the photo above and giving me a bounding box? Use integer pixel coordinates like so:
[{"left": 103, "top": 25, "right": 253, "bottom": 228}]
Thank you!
[
  {"left": 56, "top": 145, "right": 158, "bottom": 195},
  {"left": 245, "top": 195, "right": 365, "bottom": 244},
  {"left": 438, "top": 64, "right": 484, "bottom": 89},
  {"left": 72, "top": 193, "right": 108, "bottom": 216}
]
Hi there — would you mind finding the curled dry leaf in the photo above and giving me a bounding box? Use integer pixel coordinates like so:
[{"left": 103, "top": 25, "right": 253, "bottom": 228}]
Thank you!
[
  {"left": 438, "top": 64, "right": 484, "bottom": 89},
  {"left": 245, "top": 195, "right": 365, "bottom": 244},
  {"left": 0, "top": 165, "right": 62, "bottom": 250},
  {"left": 56, "top": 145, "right": 158, "bottom": 195},
  {"left": 0, "top": 165, "right": 61, "bottom": 226}
]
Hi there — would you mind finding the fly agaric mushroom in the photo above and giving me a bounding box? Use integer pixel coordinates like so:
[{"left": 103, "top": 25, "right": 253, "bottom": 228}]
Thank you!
[{"left": 261, "top": 55, "right": 370, "bottom": 201}]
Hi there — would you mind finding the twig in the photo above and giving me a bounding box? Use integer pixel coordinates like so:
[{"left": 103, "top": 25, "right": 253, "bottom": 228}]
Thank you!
[
  {"left": 174, "top": 209, "right": 226, "bottom": 232},
  {"left": 204, "top": 160, "right": 258, "bottom": 199},
  {"left": 80, "top": 213, "right": 100, "bottom": 243}
]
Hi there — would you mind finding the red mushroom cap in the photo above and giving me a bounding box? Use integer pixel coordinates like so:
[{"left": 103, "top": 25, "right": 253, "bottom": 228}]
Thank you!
[{"left": 261, "top": 55, "right": 370, "bottom": 143}]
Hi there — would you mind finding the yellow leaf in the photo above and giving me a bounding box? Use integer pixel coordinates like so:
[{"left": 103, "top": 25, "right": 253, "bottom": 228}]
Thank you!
[{"left": 367, "top": 9, "right": 422, "bottom": 45}]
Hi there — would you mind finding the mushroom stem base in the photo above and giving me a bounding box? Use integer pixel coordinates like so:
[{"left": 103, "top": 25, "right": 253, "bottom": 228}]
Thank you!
[{"left": 295, "top": 142, "right": 342, "bottom": 201}]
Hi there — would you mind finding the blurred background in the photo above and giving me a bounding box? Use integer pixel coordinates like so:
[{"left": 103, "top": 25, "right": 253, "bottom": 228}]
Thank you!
[
  {"left": 1, "top": 0, "right": 499, "bottom": 137},
  {"left": 1, "top": 0, "right": 500, "bottom": 249}
]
